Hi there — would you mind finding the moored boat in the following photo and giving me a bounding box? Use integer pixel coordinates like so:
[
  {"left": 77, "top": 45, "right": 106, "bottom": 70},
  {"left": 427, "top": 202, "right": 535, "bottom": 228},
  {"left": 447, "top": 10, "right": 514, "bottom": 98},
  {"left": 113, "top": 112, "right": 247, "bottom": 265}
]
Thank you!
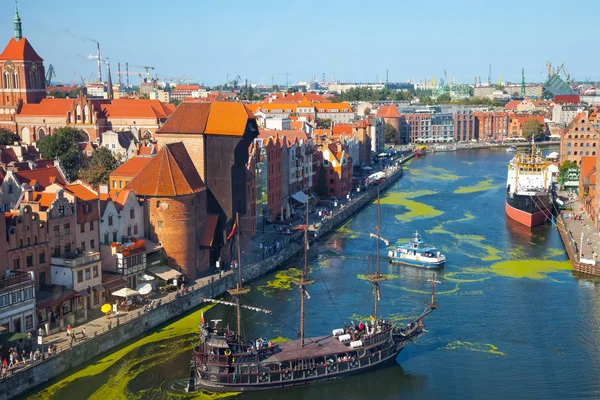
[
  {"left": 186, "top": 193, "right": 438, "bottom": 393},
  {"left": 388, "top": 231, "right": 446, "bottom": 268},
  {"left": 505, "top": 139, "right": 555, "bottom": 227}
]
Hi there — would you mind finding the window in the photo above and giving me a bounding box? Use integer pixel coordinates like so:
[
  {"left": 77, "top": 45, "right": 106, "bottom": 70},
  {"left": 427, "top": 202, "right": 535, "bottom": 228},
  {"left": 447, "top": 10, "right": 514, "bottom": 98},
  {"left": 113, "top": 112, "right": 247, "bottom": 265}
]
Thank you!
[
  {"left": 108, "top": 216, "right": 113, "bottom": 226},
  {"left": 133, "top": 225, "right": 138, "bottom": 235},
  {"left": 85, "top": 268, "right": 91, "bottom": 280},
  {"left": 39, "top": 252, "right": 45, "bottom": 264},
  {"left": 104, "top": 233, "right": 109, "bottom": 243},
  {"left": 329, "top": 188, "right": 334, "bottom": 193},
  {"left": 119, "top": 181, "right": 123, "bottom": 189},
  {"left": 24, "top": 315, "right": 33, "bottom": 331},
  {"left": 23, "top": 287, "right": 33, "bottom": 300},
  {"left": 53, "top": 246, "right": 60, "bottom": 257},
  {"left": 0, "top": 294, "right": 8, "bottom": 308},
  {"left": 77, "top": 270, "right": 83, "bottom": 283},
  {"left": 93, "top": 265, "right": 98, "bottom": 278},
  {"left": 59, "top": 205, "right": 65, "bottom": 216},
  {"left": 130, "top": 208, "right": 135, "bottom": 219},
  {"left": 90, "top": 239, "right": 95, "bottom": 249},
  {"left": 81, "top": 224, "right": 85, "bottom": 233},
  {"left": 12, "top": 258, "right": 20, "bottom": 270},
  {"left": 64, "top": 223, "right": 70, "bottom": 234},
  {"left": 80, "top": 242, "right": 86, "bottom": 251},
  {"left": 127, "top": 226, "right": 131, "bottom": 236},
  {"left": 90, "top": 221, "right": 94, "bottom": 231},
  {"left": 11, "top": 291, "right": 21, "bottom": 304},
  {"left": 330, "top": 179, "right": 334, "bottom": 184},
  {"left": 93, "top": 290, "right": 99, "bottom": 305},
  {"left": 567, "top": 151, "right": 571, "bottom": 155},
  {"left": 64, "top": 243, "right": 71, "bottom": 253},
  {"left": 157, "top": 221, "right": 163, "bottom": 228},
  {"left": 26, "top": 255, "right": 33, "bottom": 267},
  {"left": 113, "top": 232, "right": 117, "bottom": 241},
  {"left": 112, "top": 180, "right": 116, "bottom": 189},
  {"left": 567, "top": 143, "right": 572, "bottom": 147}
]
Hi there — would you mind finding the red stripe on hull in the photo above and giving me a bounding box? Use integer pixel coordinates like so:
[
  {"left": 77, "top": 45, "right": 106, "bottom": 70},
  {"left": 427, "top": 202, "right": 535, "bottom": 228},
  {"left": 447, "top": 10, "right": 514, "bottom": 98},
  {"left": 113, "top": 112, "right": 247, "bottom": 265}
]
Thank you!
[{"left": 505, "top": 201, "right": 548, "bottom": 227}]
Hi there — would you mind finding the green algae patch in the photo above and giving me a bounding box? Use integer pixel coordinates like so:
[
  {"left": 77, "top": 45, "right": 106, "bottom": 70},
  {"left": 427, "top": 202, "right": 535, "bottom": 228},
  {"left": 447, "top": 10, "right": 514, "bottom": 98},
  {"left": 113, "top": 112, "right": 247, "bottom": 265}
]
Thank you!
[
  {"left": 544, "top": 248, "right": 566, "bottom": 259},
  {"left": 337, "top": 220, "right": 359, "bottom": 239},
  {"left": 270, "top": 336, "right": 291, "bottom": 343},
  {"left": 454, "top": 179, "right": 502, "bottom": 194},
  {"left": 357, "top": 273, "right": 399, "bottom": 281},
  {"left": 445, "top": 340, "right": 505, "bottom": 356},
  {"left": 28, "top": 304, "right": 234, "bottom": 400},
  {"left": 258, "top": 267, "right": 312, "bottom": 293},
  {"left": 378, "top": 190, "right": 443, "bottom": 222},
  {"left": 489, "top": 259, "right": 571, "bottom": 279},
  {"left": 408, "top": 166, "right": 463, "bottom": 181}
]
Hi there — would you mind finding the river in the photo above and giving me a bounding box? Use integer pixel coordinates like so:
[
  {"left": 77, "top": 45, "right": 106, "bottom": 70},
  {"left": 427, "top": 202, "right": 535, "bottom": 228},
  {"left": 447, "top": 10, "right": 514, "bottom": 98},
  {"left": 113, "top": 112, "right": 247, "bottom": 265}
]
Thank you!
[{"left": 25, "top": 148, "right": 600, "bottom": 400}]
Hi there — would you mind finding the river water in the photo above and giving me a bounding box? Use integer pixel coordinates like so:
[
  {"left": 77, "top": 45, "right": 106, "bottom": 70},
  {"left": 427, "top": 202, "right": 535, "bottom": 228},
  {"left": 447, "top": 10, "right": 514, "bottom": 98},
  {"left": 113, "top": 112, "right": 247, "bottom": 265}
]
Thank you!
[{"left": 25, "top": 148, "right": 600, "bottom": 400}]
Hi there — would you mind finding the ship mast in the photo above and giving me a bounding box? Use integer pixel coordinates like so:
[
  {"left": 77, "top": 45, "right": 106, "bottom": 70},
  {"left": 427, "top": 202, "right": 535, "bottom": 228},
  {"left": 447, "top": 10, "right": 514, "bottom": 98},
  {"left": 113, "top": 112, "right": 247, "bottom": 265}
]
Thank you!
[
  {"left": 294, "top": 193, "right": 314, "bottom": 347},
  {"left": 366, "top": 189, "right": 387, "bottom": 321},
  {"left": 227, "top": 213, "right": 250, "bottom": 341}
]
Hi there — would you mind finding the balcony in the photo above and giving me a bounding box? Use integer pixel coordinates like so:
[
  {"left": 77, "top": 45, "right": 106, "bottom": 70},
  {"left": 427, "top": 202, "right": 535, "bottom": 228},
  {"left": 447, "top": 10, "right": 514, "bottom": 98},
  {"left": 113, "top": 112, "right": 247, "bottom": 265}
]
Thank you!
[
  {"left": 0, "top": 271, "right": 33, "bottom": 290},
  {"left": 51, "top": 252, "right": 101, "bottom": 268}
]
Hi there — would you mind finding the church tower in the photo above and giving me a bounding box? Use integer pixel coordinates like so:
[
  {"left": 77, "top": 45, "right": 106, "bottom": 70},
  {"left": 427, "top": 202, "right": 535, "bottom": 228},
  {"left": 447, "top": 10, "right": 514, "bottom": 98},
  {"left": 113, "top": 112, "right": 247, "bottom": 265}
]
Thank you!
[{"left": 0, "top": 4, "right": 46, "bottom": 122}]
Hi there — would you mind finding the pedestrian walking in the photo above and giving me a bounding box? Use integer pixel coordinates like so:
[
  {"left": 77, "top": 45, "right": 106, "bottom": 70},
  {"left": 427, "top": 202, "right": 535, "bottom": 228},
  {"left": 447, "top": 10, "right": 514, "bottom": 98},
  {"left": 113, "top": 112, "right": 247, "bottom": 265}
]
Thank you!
[
  {"left": 82, "top": 327, "right": 87, "bottom": 340},
  {"left": 8, "top": 352, "right": 14, "bottom": 368}
]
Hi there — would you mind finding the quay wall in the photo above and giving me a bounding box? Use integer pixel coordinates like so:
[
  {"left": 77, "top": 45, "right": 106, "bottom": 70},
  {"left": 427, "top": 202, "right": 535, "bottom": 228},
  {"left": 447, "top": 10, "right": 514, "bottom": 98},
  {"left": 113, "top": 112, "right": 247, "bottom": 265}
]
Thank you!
[
  {"left": 0, "top": 154, "right": 412, "bottom": 400},
  {"left": 556, "top": 214, "right": 600, "bottom": 276}
]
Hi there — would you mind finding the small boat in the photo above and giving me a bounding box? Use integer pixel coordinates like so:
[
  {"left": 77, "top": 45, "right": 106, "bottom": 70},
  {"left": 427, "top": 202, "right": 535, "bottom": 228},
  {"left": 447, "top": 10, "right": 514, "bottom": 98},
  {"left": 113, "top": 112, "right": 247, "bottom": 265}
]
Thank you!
[
  {"left": 506, "top": 146, "right": 517, "bottom": 153},
  {"left": 388, "top": 231, "right": 446, "bottom": 268}
]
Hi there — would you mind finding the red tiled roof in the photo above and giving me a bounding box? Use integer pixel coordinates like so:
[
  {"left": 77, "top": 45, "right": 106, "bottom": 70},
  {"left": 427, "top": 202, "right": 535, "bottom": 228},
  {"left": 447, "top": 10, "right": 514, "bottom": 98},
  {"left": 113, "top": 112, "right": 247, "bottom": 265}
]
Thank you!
[
  {"left": 157, "top": 102, "right": 254, "bottom": 136},
  {"left": 102, "top": 99, "right": 174, "bottom": 119},
  {"left": 377, "top": 104, "right": 401, "bottom": 118},
  {"left": 125, "top": 142, "right": 206, "bottom": 197},
  {"left": 111, "top": 157, "right": 152, "bottom": 178},
  {"left": 199, "top": 214, "right": 219, "bottom": 247},
  {"left": 33, "top": 192, "right": 57, "bottom": 211},
  {"left": 18, "top": 99, "right": 73, "bottom": 116},
  {"left": 0, "top": 38, "right": 43, "bottom": 61},
  {"left": 504, "top": 100, "right": 522, "bottom": 111},
  {"left": 332, "top": 124, "right": 353, "bottom": 135},
  {"left": 64, "top": 183, "right": 98, "bottom": 201},
  {"left": 172, "top": 85, "right": 201, "bottom": 92},
  {"left": 14, "top": 166, "right": 66, "bottom": 189},
  {"left": 138, "top": 144, "right": 157, "bottom": 155}
]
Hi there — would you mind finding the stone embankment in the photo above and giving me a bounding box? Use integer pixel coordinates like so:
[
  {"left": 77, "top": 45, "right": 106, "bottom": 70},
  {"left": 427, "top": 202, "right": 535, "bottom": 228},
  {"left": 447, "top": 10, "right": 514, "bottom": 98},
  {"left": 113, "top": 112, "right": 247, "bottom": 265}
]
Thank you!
[{"left": 0, "top": 153, "right": 413, "bottom": 400}]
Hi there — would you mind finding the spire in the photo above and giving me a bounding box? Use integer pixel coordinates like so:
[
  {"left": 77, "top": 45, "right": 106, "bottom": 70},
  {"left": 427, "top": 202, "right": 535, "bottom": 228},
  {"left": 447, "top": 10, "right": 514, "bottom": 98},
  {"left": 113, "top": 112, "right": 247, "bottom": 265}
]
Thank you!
[{"left": 14, "top": 1, "right": 22, "bottom": 41}]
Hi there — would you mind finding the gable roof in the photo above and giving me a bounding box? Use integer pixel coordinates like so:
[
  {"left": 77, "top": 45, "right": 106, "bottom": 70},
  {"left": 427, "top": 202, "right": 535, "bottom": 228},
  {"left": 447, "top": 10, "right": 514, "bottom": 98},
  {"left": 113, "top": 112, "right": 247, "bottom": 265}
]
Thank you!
[
  {"left": 0, "top": 38, "right": 43, "bottom": 61},
  {"left": 377, "top": 104, "right": 401, "bottom": 118},
  {"left": 544, "top": 75, "right": 577, "bottom": 96},
  {"left": 64, "top": 183, "right": 98, "bottom": 201},
  {"left": 33, "top": 192, "right": 57, "bottom": 211},
  {"left": 110, "top": 157, "right": 152, "bottom": 178},
  {"left": 102, "top": 99, "right": 175, "bottom": 120},
  {"left": 14, "top": 166, "right": 66, "bottom": 189},
  {"left": 157, "top": 102, "right": 254, "bottom": 136},
  {"left": 125, "top": 142, "right": 206, "bottom": 197},
  {"left": 18, "top": 99, "right": 74, "bottom": 117}
]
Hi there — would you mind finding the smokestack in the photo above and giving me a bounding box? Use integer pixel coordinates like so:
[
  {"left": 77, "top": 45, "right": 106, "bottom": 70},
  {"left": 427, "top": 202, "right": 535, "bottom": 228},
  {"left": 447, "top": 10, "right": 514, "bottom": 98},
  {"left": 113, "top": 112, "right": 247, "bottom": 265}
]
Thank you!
[
  {"left": 118, "top": 62, "right": 122, "bottom": 86},
  {"left": 97, "top": 43, "right": 102, "bottom": 82},
  {"left": 126, "top": 62, "right": 129, "bottom": 88}
]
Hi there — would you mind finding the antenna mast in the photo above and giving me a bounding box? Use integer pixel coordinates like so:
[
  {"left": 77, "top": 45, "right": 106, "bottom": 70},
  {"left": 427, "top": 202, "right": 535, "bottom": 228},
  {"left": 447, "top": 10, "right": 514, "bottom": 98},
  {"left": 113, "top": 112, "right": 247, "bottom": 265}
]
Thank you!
[
  {"left": 227, "top": 213, "right": 250, "bottom": 341},
  {"left": 294, "top": 194, "right": 314, "bottom": 347},
  {"left": 366, "top": 189, "right": 387, "bottom": 321}
]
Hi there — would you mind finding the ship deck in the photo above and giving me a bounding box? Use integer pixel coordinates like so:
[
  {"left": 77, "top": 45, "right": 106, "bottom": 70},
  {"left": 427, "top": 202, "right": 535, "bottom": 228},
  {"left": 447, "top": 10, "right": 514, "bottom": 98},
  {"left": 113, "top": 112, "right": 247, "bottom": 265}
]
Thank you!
[{"left": 266, "top": 335, "right": 350, "bottom": 363}]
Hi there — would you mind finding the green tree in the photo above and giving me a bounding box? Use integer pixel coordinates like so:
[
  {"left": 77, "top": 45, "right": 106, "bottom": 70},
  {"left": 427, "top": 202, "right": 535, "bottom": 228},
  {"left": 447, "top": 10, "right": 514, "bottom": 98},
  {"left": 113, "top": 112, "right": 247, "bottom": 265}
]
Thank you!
[
  {"left": 170, "top": 99, "right": 181, "bottom": 106},
  {"left": 315, "top": 166, "right": 328, "bottom": 199},
  {"left": 0, "top": 128, "right": 20, "bottom": 145},
  {"left": 363, "top": 107, "right": 372, "bottom": 117},
  {"left": 384, "top": 123, "right": 398, "bottom": 144},
  {"left": 38, "top": 127, "right": 86, "bottom": 179},
  {"left": 246, "top": 86, "right": 254, "bottom": 100},
  {"left": 318, "top": 119, "right": 333, "bottom": 129},
  {"left": 287, "top": 87, "right": 298, "bottom": 93},
  {"left": 436, "top": 93, "right": 452, "bottom": 103},
  {"left": 79, "top": 147, "right": 120, "bottom": 186},
  {"left": 272, "top": 84, "right": 280, "bottom": 93},
  {"left": 522, "top": 120, "right": 545, "bottom": 141}
]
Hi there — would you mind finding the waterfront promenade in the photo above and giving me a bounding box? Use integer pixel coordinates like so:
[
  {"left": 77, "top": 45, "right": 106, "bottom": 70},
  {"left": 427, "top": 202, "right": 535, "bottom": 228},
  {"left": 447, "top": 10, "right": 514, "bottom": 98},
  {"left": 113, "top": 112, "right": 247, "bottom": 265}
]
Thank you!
[{"left": 0, "top": 154, "right": 412, "bottom": 395}]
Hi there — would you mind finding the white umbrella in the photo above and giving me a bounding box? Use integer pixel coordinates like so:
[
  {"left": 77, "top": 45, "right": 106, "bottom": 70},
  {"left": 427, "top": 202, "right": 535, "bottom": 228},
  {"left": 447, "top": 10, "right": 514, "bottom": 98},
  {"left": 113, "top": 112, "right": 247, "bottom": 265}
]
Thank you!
[
  {"left": 139, "top": 274, "right": 155, "bottom": 281},
  {"left": 112, "top": 288, "right": 139, "bottom": 298},
  {"left": 136, "top": 283, "right": 153, "bottom": 296}
]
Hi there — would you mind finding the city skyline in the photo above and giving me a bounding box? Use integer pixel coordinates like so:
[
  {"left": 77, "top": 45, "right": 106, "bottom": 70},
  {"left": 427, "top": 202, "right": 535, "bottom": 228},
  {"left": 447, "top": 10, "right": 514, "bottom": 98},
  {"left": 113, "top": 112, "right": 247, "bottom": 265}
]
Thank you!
[{"left": 1, "top": 0, "right": 598, "bottom": 86}]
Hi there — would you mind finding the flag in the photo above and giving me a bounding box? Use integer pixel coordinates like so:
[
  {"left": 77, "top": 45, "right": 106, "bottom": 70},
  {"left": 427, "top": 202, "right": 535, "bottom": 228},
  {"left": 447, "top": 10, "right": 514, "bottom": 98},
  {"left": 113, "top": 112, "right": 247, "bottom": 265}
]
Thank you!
[
  {"left": 201, "top": 310, "right": 205, "bottom": 324},
  {"left": 369, "top": 315, "right": 375, "bottom": 322},
  {"left": 226, "top": 221, "right": 237, "bottom": 241}
]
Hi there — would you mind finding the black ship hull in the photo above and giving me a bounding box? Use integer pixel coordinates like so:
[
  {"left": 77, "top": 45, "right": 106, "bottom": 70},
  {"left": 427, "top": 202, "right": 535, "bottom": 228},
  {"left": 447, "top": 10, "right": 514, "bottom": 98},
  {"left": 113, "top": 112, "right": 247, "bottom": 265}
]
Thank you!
[{"left": 191, "top": 333, "right": 421, "bottom": 392}]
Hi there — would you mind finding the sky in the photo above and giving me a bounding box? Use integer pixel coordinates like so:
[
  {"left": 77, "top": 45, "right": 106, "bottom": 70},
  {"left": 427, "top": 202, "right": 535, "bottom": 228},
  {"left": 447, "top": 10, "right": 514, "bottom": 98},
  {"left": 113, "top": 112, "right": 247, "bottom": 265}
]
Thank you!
[{"left": 0, "top": 0, "right": 596, "bottom": 87}]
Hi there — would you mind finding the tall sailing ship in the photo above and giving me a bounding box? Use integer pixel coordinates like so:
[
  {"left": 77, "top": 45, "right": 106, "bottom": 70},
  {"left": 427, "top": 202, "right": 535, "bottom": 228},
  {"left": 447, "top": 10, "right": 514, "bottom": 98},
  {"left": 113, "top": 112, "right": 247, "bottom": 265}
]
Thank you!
[
  {"left": 505, "top": 141, "right": 555, "bottom": 227},
  {"left": 186, "top": 193, "right": 438, "bottom": 392}
]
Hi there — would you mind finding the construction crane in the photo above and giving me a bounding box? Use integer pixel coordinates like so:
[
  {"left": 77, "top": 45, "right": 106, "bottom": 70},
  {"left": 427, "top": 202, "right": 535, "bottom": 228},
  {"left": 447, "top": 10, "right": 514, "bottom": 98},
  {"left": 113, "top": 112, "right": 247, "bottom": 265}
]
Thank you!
[
  {"left": 273, "top": 72, "right": 292, "bottom": 88},
  {"left": 497, "top": 76, "right": 502, "bottom": 87},
  {"left": 45, "top": 64, "right": 56, "bottom": 87},
  {"left": 131, "top": 65, "right": 155, "bottom": 82}
]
